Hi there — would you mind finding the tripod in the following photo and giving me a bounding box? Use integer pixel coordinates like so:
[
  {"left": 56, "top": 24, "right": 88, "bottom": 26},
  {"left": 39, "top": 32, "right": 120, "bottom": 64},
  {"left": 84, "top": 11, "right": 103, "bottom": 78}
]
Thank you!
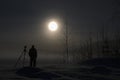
[{"left": 14, "top": 46, "right": 27, "bottom": 68}]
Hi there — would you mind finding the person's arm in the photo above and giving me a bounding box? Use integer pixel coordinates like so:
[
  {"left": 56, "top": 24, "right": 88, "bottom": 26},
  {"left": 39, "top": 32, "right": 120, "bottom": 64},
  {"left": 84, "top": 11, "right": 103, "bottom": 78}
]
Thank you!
[
  {"left": 35, "top": 49, "right": 37, "bottom": 57},
  {"left": 29, "top": 49, "right": 31, "bottom": 56}
]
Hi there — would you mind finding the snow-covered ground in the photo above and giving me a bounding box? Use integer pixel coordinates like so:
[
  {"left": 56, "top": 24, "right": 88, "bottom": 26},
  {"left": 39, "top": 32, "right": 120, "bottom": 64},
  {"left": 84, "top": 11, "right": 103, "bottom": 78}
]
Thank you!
[{"left": 0, "top": 58, "right": 120, "bottom": 80}]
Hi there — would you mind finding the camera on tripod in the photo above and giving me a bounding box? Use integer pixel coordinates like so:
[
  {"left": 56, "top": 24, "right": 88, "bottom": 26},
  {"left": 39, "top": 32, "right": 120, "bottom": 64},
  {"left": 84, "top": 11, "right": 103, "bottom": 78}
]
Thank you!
[{"left": 14, "top": 45, "right": 27, "bottom": 68}]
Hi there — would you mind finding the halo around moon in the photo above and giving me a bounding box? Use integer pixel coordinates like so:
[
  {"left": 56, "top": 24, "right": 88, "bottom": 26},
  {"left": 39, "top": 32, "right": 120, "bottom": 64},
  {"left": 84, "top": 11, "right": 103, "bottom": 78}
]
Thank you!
[{"left": 48, "top": 21, "right": 58, "bottom": 31}]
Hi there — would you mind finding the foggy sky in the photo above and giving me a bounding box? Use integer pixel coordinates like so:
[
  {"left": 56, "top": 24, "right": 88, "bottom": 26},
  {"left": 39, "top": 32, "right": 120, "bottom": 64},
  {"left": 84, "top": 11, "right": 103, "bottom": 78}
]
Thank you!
[{"left": 0, "top": 0, "right": 119, "bottom": 59}]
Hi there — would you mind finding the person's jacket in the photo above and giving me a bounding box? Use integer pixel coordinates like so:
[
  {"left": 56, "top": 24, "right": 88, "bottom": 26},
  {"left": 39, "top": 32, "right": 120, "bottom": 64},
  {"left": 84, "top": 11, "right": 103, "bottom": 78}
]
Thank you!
[{"left": 29, "top": 48, "right": 37, "bottom": 58}]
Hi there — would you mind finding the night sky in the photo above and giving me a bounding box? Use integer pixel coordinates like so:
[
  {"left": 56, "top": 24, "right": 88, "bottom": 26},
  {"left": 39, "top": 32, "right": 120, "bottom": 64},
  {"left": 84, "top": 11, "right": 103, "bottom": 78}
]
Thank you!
[{"left": 0, "top": 0, "right": 119, "bottom": 59}]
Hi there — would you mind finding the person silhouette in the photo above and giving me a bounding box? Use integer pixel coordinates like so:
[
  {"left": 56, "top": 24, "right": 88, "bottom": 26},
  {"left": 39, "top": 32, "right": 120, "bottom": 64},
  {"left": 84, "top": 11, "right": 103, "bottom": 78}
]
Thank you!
[{"left": 28, "top": 45, "right": 37, "bottom": 67}]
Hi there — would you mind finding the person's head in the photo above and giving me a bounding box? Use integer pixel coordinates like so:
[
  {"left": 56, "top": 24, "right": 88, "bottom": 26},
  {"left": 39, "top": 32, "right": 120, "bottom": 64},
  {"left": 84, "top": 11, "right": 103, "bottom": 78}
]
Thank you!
[
  {"left": 32, "top": 45, "right": 34, "bottom": 48},
  {"left": 24, "top": 45, "right": 27, "bottom": 49}
]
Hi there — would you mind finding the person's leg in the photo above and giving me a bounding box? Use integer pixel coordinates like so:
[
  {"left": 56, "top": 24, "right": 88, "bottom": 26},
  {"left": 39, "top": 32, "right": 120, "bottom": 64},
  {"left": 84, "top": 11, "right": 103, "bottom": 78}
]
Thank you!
[
  {"left": 32, "top": 58, "right": 34, "bottom": 67},
  {"left": 30, "top": 58, "right": 32, "bottom": 67},
  {"left": 33, "top": 58, "right": 36, "bottom": 67}
]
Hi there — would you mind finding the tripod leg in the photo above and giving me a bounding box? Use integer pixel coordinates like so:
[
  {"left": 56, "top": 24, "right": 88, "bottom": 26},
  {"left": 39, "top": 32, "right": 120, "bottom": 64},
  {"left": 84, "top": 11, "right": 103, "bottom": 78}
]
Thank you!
[
  {"left": 14, "top": 52, "right": 24, "bottom": 68},
  {"left": 23, "top": 52, "right": 26, "bottom": 67}
]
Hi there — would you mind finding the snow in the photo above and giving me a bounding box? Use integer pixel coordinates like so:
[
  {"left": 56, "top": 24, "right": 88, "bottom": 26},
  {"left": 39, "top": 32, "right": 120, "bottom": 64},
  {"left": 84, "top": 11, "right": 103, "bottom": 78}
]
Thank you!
[{"left": 0, "top": 58, "right": 120, "bottom": 80}]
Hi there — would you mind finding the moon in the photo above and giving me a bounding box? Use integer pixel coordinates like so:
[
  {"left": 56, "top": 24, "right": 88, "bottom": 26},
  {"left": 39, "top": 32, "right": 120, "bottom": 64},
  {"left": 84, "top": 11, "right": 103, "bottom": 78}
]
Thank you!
[{"left": 48, "top": 21, "right": 58, "bottom": 31}]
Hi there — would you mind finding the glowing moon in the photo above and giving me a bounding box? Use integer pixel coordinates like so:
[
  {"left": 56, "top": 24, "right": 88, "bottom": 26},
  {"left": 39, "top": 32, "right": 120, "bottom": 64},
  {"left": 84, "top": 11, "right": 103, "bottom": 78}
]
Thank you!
[{"left": 48, "top": 21, "right": 58, "bottom": 31}]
